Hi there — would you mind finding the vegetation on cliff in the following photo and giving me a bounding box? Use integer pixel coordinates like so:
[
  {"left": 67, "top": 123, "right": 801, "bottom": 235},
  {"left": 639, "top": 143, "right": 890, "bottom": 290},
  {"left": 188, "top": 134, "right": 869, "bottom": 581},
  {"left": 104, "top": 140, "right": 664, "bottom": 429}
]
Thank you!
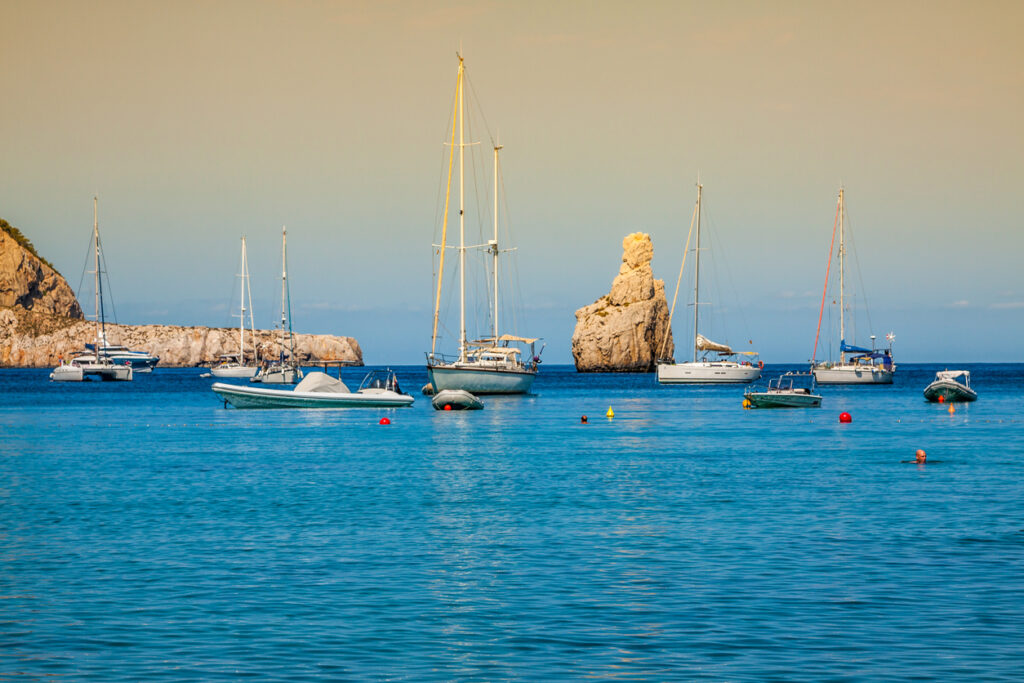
[{"left": 0, "top": 218, "right": 59, "bottom": 275}]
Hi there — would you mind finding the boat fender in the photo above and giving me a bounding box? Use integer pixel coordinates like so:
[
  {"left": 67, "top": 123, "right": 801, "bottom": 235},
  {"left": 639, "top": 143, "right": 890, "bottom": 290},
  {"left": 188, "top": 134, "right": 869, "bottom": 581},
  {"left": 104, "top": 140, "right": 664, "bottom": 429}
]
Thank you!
[
  {"left": 444, "top": 404, "right": 452, "bottom": 411},
  {"left": 757, "top": 360, "right": 764, "bottom": 370}
]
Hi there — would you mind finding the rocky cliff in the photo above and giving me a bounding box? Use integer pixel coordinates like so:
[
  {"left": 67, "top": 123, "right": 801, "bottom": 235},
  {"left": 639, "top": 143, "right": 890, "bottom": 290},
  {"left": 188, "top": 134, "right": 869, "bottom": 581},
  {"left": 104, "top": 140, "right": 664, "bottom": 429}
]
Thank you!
[
  {"left": 571, "top": 232, "right": 673, "bottom": 372},
  {"left": 0, "top": 306, "right": 363, "bottom": 367},
  {"left": 0, "top": 218, "right": 362, "bottom": 367},
  {"left": 0, "top": 220, "right": 83, "bottom": 318}
]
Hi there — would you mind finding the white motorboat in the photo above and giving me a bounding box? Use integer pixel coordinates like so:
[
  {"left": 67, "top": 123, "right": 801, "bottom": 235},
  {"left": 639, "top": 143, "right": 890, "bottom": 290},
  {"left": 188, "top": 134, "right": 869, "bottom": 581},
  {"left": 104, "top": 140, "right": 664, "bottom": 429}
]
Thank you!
[
  {"left": 657, "top": 183, "right": 761, "bottom": 384},
  {"left": 432, "top": 389, "right": 484, "bottom": 411},
  {"left": 49, "top": 197, "right": 132, "bottom": 382},
  {"left": 214, "top": 368, "right": 413, "bottom": 409},
  {"left": 924, "top": 370, "right": 977, "bottom": 402},
  {"left": 424, "top": 54, "right": 539, "bottom": 395},
  {"left": 251, "top": 227, "right": 303, "bottom": 384},
  {"left": 210, "top": 236, "right": 259, "bottom": 378},
  {"left": 811, "top": 188, "right": 895, "bottom": 385},
  {"left": 77, "top": 338, "right": 159, "bottom": 371},
  {"left": 744, "top": 373, "right": 822, "bottom": 408}
]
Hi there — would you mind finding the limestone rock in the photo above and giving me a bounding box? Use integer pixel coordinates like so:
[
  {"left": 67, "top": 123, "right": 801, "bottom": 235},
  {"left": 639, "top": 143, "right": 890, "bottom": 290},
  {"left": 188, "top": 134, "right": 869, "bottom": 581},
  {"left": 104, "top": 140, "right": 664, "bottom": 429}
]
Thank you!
[
  {"left": 0, "top": 223, "right": 84, "bottom": 319},
  {"left": 572, "top": 232, "right": 673, "bottom": 372},
  {"left": 0, "top": 306, "right": 362, "bottom": 368}
]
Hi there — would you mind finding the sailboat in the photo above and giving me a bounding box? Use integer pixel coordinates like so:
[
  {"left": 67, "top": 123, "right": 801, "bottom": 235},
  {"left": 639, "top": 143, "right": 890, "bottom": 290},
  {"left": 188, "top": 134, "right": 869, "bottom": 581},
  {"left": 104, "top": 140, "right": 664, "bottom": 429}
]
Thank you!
[
  {"left": 50, "top": 197, "right": 132, "bottom": 382},
  {"left": 657, "top": 183, "right": 762, "bottom": 384},
  {"left": 251, "top": 227, "right": 303, "bottom": 384},
  {"left": 425, "top": 54, "right": 538, "bottom": 395},
  {"left": 811, "top": 188, "right": 894, "bottom": 384},
  {"left": 211, "top": 236, "right": 259, "bottom": 378}
]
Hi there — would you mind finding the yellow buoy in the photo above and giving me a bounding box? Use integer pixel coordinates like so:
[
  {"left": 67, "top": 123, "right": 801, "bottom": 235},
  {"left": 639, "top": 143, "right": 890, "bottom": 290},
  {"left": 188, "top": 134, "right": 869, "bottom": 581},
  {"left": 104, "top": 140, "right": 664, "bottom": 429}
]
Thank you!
[
  {"left": 606, "top": 406, "right": 614, "bottom": 418},
  {"left": 742, "top": 398, "right": 752, "bottom": 409}
]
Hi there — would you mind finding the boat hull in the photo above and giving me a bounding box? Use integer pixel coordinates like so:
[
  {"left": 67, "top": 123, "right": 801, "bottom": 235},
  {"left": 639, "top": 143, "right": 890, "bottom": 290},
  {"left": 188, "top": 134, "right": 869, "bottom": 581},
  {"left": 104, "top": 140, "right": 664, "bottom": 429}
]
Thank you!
[
  {"left": 657, "top": 362, "right": 761, "bottom": 384},
  {"left": 812, "top": 365, "right": 893, "bottom": 384},
  {"left": 745, "top": 392, "right": 822, "bottom": 408},
  {"left": 432, "top": 389, "right": 484, "bottom": 410},
  {"left": 50, "top": 365, "right": 85, "bottom": 381},
  {"left": 211, "top": 365, "right": 259, "bottom": 378},
  {"left": 427, "top": 364, "right": 536, "bottom": 395},
  {"left": 212, "top": 382, "right": 414, "bottom": 409},
  {"left": 923, "top": 380, "right": 977, "bottom": 403}
]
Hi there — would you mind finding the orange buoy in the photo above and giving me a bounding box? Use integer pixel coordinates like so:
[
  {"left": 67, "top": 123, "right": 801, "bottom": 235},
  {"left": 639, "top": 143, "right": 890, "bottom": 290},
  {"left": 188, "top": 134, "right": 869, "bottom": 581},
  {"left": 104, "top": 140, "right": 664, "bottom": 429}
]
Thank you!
[
  {"left": 379, "top": 417, "right": 391, "bottom": 425},
  {"left": 915, "top": 449, "right": 927, "bottom": 463},
  {"left": 948, "top": 404, "right": 956, "bottom": 414},
  {"left": 444, "top": 404, "right": 452, "bottom": 411},
  {"left": 839, "top": 412, "right": 852, "bottom": 423},
  {"left": 937, "top": 395, "right": 945, "bottom": 403}
]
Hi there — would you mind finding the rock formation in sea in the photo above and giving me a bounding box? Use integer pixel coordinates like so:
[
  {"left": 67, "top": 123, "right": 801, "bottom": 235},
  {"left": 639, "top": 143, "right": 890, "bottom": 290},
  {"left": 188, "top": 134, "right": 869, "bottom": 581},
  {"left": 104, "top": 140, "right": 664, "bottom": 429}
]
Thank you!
[
  {"left": 571, "top": 232, "right": 673, "bottom": 372},
  {"left": 0, "top": 218, "right": 362, "bottom": 367}
]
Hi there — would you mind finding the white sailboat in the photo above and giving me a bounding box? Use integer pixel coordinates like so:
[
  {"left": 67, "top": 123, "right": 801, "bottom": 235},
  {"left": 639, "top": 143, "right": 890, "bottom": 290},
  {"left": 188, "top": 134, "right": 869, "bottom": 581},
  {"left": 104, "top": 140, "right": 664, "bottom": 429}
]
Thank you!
[
  {"left": 251, "top": 227, "right": 303, "bottom": 384},
  {"left": 51, "top": 197, "right": 132, "bottom": 382},
  {"left": 811, "top": 188, "right": 894, "bottom": 385},
  {"left": 425, "top": 54, "right": 538, "bottom": 395},
  {"left": 211, "top": 236, "right": 259, "bottom": 378},
  {"left": 657, "top": 183, "right": 761, "bottom": 384}
]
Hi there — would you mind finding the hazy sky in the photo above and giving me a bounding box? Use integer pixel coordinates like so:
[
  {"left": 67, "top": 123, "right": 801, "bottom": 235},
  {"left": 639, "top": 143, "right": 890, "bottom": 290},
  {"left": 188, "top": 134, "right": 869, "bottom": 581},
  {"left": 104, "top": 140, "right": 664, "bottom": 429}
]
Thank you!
[{"left": 2, "top": 1, "right": 1022, "bottom": 363}]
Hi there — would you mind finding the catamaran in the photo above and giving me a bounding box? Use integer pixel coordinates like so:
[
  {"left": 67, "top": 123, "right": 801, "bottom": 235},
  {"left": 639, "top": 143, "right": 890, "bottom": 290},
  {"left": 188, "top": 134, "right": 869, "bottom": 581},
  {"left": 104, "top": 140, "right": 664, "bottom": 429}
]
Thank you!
[
  {"left": 657, "top": 182, "right": 761, "bottom": 384},
  {"left": 211, "top": 236, "right": 259, "bottom": 378},
  {"left": 50, "top": 197, "right": 133, "bottom": 382},
  {"left": 252, "top": 227, "right": 303, "bottom": 385},
  {"left": 425, "top": 54, "right": 538, "bottom": 395},
  {"left": 810, "top": 188, "right": 894, "bottom": 384}
]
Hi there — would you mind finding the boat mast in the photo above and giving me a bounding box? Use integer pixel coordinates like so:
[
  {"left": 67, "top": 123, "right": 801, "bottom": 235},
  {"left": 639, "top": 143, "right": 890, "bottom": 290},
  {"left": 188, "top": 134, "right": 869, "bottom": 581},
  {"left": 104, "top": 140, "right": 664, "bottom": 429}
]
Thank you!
[
  {"left": 492, "top": 141, "right": 502, "bottom": 344},
  {"left": 458, "top": 54, "right": 467, "bottom": 363},
  {"left": 238, "top": 236, "right": 246, "bottom": 362},
  {"left": 838, "top": 188, "right": 845, "bottom": 364},
  {"left": 243, "top": 236, "right": 257, "bottom": 364},
  {"left": 692, "top": 182, "right": 702, "bottom": 363},
  {"left": 93, "top": 196, "right": 106, "bottom": 350},
  {"left": 280, "top": 227, "right": 288, "bottom": 362}
]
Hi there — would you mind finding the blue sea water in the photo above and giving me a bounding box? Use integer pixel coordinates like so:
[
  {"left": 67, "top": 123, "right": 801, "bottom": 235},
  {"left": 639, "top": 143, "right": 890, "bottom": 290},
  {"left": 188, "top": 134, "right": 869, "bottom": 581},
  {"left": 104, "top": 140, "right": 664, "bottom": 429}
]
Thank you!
[{"left": 2, "top": 363, "right": 1023, "bottom": 680}]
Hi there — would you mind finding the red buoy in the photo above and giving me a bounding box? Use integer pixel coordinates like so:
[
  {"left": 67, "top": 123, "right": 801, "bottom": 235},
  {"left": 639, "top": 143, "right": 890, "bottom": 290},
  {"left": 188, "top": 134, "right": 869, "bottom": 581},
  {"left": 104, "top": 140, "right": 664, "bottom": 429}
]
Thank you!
[
  {"left": 938, "top": 395, "right": 945, "bottom": 403},
  {"left": 839, "top": 412, "right": 852, "bottom": 423},
  {"left": 379, "top": 417, "right": 391, "bottom": 425},
  {"left": 444, "top": 404, "right": 452, "bottom": 411}
]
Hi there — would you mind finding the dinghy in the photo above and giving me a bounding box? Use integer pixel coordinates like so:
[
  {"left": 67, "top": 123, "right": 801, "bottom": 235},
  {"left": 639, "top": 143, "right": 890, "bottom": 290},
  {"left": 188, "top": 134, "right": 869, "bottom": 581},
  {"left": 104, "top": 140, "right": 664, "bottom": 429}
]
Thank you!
[
  {"left": 213, "top": 369, "right": 413, "bottom": 409},
  {"left": 923, "top": 370, "right": 977, "bottom": 403},
  {"left": 432, "top": 389, "right": 484, "bottom": 411}
]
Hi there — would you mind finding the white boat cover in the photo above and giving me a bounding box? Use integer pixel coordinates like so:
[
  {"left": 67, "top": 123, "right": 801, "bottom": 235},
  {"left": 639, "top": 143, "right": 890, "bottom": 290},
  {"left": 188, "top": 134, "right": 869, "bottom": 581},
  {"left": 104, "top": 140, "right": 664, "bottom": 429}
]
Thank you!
[
  {"left": 695, "top": 333, "right": 732, "bottom": 354},
  {"left": 294, "top": 372, "right": 350, "bottom": 393},
  {"left": 935, "top": 370, "right": 968, "bottom": 381}
]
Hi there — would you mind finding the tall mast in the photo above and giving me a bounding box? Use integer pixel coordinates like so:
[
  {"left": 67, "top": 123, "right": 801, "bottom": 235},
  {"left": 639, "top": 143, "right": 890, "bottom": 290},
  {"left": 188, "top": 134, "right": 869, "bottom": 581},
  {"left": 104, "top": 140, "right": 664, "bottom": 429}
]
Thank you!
[
  {"left": 457, "top": 54, "right": 466, "bottom": 362},
  {"left": 280, "top": 227, "right": 287, "bottom": 361},
  {"left": 492, "top": 142, "right": 502, "bottom": 343},
  {"left": 838, "top": 188, "right": 845, "bottom": 364},
  {"left": 692, "top": 183, "right": 702, "bottom": 363},
  {"left": 238, "top": 236, "right": 246, "bottom": 361},
  {"left": 243, "top": 236, "right": 257, "bottom": 364},
  {"left": 93, "top": 196, "right": 103, "bottom": 348}
]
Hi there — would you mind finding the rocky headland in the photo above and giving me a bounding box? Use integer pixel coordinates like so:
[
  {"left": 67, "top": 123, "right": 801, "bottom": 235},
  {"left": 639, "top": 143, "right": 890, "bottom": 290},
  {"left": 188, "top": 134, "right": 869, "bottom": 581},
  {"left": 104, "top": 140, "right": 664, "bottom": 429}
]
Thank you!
[
  {"left": 0, "top": 219, "right": 362, "bottom": 367},
  {"left": 571, "top": 232, "right": 673, "bottom": 372}
]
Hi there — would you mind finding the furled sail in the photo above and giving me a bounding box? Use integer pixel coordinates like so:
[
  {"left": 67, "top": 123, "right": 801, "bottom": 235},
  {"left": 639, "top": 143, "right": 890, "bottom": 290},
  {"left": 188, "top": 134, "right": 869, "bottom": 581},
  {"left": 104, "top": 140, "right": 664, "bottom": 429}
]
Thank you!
[
  {"left": 839, "top": 339, "right": 874, "bottom": 354},
  {"left": 695, "top": 333, "right": 732, "bottom": 354}
]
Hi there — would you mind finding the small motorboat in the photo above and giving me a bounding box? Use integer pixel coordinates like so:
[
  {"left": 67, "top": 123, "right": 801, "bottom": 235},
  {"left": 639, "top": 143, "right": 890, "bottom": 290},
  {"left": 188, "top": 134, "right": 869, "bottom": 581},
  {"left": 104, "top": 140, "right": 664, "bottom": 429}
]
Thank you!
[
  {"left": 432, "top": 389, "right": 484, "bottom": 411},
  {"left": 924, "top": 370, "right": 977, "bottom": 403},
  {"left": 213, "top": 368, "right": 413, "bottom": 409},
  {"left": 744, "top": 373, "right": 822, "bottom": 408}
]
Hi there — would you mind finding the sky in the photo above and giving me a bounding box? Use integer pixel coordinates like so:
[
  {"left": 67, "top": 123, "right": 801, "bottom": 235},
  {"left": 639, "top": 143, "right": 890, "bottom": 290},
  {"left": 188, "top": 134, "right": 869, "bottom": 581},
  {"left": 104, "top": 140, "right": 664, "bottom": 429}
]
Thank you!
[{"left": 1, "top": 0, "right": 1022, "bottom": 364}]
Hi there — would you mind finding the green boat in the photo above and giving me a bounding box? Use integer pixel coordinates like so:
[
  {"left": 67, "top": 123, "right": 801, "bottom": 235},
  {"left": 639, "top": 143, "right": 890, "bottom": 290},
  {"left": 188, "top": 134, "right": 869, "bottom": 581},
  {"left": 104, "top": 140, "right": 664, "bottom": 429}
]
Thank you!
[
  {"left": 744, "top": 373, "right": 822, "bottom": 409},
  {"left": 923, "top": 370, "right": 977, "bottom": 403}
]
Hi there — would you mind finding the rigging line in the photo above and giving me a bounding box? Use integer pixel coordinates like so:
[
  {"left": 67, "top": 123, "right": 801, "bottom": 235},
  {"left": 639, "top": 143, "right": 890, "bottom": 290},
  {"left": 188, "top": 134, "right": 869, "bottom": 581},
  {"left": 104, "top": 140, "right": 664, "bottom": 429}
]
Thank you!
[
  {"left": 812, "top": 195, "right": 841, "bottom": 364},
  {"left": 661, "top": 198, "right": 698, "bottom": 360},
  {"left": 431, "top": 64, "right": 460, "bottom": 357},
  {"left": 844, "top": 206, "right": 874, "bottom": 339},
  {"left": 707, "top": 204, "right": 754, "bottom": 350},
  {"left": 75, "top": 229, "right": 94, "bottom": 306},
  {"left": 98, "top": 235, "right": 119, "bottom": 329},
  {"left": 463, "top": 71, "right": 497, "bottom": 149},
  {"left": 499, "top": 160, "right": 525, "bottom": 336}
]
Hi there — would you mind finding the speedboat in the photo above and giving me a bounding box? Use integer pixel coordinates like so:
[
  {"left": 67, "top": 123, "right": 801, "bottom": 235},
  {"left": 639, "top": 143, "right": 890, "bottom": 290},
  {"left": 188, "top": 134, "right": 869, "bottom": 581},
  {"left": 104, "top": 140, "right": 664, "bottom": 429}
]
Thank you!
[
  {"left": 432, "top": 389, "right": 484, "bottom": 411},
  {"left": 744, "top": 373, "right": 822, "bottom": 408},
  {"left": 213, "top": 368, "right": 413, "bottom": 409},
  {"left": 924, "top": 370, "right": 977, "bottom": 403}
]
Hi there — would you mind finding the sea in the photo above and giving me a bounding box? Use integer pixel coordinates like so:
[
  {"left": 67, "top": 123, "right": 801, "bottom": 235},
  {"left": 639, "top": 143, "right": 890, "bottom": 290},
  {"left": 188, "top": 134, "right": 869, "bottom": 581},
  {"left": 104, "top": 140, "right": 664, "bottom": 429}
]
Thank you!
[{"left": 2, "top": 363, "right": 1023, "bottom": 680}]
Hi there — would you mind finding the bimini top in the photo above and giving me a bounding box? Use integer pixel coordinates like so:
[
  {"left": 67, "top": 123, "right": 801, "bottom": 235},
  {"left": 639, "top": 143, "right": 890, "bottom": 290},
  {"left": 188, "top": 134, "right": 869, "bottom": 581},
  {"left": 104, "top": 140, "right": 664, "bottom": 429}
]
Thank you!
[
  {"left": 935, "top": 370, "right": 969, "bottom": 382},
  {"left": 294, "top": 372, "right": 351, "bottom": 394}
]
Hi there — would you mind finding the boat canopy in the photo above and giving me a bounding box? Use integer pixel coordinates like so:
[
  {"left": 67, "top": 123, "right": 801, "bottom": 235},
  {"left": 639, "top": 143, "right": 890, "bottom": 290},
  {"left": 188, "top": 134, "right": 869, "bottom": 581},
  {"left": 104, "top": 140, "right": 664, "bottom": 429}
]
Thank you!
[
  {"left": 696, "top": 334, "right": 732, "bottom": 354},
  {"left": 840, "top": 339, "right": 874, "bottom": 354},
  {"left": 468, "top": 335, "right": 538, "bottom": 345},
  {"left": 468, "top": 346, "right": 521, "bottom": 357},
  {"left": 294, "top": 372, "right": 351, "bottom": 394},
  {"left": 935, "top": 370, "right": 969, "bottom": 381}
]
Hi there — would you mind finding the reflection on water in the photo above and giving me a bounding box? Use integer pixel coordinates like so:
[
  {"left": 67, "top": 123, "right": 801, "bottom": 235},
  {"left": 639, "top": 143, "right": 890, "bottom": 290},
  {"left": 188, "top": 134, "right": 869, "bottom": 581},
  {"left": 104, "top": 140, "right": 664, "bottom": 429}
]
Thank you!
[{"left": 1, "top": 364, "right": 1023, "bottom": 679}]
